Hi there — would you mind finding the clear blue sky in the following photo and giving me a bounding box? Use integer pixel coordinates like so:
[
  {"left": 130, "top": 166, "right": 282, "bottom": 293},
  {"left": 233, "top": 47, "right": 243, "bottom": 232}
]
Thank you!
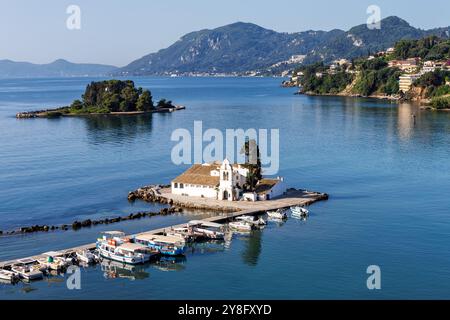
[{"left": 1, "top": 0, "right": 448, "bottom": 67}]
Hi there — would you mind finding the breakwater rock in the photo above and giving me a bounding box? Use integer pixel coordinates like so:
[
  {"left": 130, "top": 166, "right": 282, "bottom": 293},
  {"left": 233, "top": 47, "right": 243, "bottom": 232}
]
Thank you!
[
  {"left": 128, "top": 185, "right": 171, "bottom": 203},
  {"left": 16, "top": 108, "right": 66, "bottom": 119},
  {"left": 1, "top": 206, "right": 182, "bottom": 237}
]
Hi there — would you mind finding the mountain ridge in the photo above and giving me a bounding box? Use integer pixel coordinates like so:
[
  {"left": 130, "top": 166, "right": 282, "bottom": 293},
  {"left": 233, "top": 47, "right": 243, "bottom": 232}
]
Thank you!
[
  {"left": 117, "top": 16, "right": 450, "bottom": 76},
  {"left": 0, "top": 59, "right": 118, "bottom": 78}
]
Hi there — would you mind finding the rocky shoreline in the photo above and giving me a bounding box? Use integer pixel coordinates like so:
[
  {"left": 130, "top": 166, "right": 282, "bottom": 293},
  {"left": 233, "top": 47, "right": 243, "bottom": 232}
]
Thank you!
[
  {"left": 128, "top": 185, "right": 240, "bottom": 213},
  {"left": 16, "top": 105, "right": 186, "bottom": 119},
  {"left": 296, "top": 90, "right": 402, "bottom": 101}
]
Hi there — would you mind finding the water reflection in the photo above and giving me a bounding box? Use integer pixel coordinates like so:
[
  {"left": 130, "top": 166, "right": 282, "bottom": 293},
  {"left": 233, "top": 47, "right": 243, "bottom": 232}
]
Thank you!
[
  {"left": 100, "top": 259, "right": 150, "bottom": 280},
  {"left": 152, "top": 256, "right": 186, "bottom": 272},
  {"left": 397, "top": 102, "right": 419, "bottom": 141},
  {"left": 187, "top": 240, "right": 227, "bottom": 255},
  {"left": 82, "top": 114, "right": 154, "bottom": 145},
  {"left": 241, "top": 230, "right": 263, "bottom": 267}
]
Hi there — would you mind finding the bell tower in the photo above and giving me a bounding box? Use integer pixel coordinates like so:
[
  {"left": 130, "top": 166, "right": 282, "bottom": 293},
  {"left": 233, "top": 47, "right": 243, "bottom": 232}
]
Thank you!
[{"left": 219, "top": 159, "right": 234, "bottom": 201}]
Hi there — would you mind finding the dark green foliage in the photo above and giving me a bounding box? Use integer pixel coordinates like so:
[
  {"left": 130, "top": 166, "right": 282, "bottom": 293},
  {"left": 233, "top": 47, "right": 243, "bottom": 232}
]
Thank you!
[
  {"left": 431, "top": 85, "right": 450, "bottom": 97},
  {"left": 414, "top": 70, "right": 449, "bottom": 87},
  {"left": 353, "top": 58, "right": 402, "bottom": 96},
  {"left": 414, "top": 70, "right": 450, "bottom": 98},
  {"left": 430, "top": 96, "right": 450, "bottom": 109},
  {"left": 156, "top": 99, "right": 174, "bottom": 108},
  {"left": 299, "top": 63, "right": 354, "bottom": 95},
  {"left": 136, "top": 90, "right": 153, "bottom": 111},
  {"left": 69, "top": 80, "right": 154, "bottom": 113},
  {"left": 70, "top": 99, "right": 83, "bottom": 110},
  {"left": 392, "top": 36, "right": 450, "bottom": 60},
  {"left": 299, "top": 56, "right": 401, "bottom": 97},
  {"left": 240, "top": 139, "right": 262, "bottom": 192}
]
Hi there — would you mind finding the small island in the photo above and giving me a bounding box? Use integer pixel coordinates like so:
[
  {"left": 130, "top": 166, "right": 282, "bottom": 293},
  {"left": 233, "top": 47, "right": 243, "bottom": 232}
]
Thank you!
[{"left": 16, "top": 80, "right": 185, "bottom": 118}]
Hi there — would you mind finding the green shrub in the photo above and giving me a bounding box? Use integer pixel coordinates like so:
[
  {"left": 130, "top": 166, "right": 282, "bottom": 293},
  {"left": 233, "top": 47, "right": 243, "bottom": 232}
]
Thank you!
[{"left": 430, "top": 96, "right": 450, "bottom": 109}]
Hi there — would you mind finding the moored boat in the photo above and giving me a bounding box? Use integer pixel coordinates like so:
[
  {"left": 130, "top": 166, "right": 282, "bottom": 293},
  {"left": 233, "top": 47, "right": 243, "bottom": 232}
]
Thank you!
[
  {"left": 267, "top": 209, "right": 288, "bottom": 220},
  {"left": 134, "top": 234, "right": 186, "bottom": 256},
  {"left": 39, "top": 251, "right": 72, "bottom": 272},
  {"left": 236, "top": 215, "right": 266, "bottom": 226},
  {"left": 37, "top": 257, "right": 67, "bottom": 272},
  {"left": 188, "top": 220, "right": 225, "bottom": 240},
  {"left": 0, "top": 269, "right": 19, "bottom": 283},
  {"left": 76, "top": 250, "right": 96, "bottom": 264},
  {"left": 165, "top": 226, "right": 196, "bottom": 242},
  {"left": 229, "top": 220, "right": 253, "bottom": 232},
  {"left": 96, "top": 231, "right": 154, "bottom": 264},
  {"left": 11, "top": 258, "right": 44, "bottom": 281},
  {"left": 290, "top": 205, "right": 309, "bottom": 217}
]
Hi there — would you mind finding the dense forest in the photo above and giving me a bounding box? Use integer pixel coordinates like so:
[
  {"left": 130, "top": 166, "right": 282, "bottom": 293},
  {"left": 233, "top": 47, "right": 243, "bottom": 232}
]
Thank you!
[
  {"left": 297, "top": 58, "right": 401, "bottom": 97},
  {"left": 64, "top": 80, "right": 175, "bottom": 114},
  {"left": 391, "top": 36, "right": 450, "bottom": 60},
  {"left": 298, "top": 62, "right": 355, "bottom": 95},
  {"left": 352, "top": 57, "right": 402, "bottom": 96}
]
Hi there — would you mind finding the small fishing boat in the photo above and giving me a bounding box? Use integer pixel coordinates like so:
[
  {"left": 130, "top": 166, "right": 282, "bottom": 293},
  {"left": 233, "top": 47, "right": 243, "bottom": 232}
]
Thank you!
[
  {"left": 0, "top": 269, "right": 19, "bottom": 283},
  {"left": 165, "top": 226, "right": 195, "bottom": 242},
  {"left": 290, "top": 205, "right": 309, "bottom": 217},
  {"left": 267, "top": 209, "right": 287, "bottom": 220},
  {"left": 97, "top": 242, "right": 154, "bottom": 264},
  {"left": 37, "top": 257, "right": 67, "bottom": 272},
  {"left": 76, "top": 250, "right": 96, "bottom": 264},
  {"left": 40, "top": 251, "right": 73, "bottom": 271},
  {"left": 236, "top": 215, "right": 266, "bottom": 226},
  {"left": 11, "top": 259, "right": 44, "bottom": 281},
  {"left": 229, "top": 220, "right": 253, "bottom": 232},
  {"left": 97, "top": 231, "right": 154, "bottom": 264},
  {"left": 188, "top": 220, "right": 225, "bottom": 240},
  {"left": 134, "top": 234, "right": 186, "bottom": 256}
]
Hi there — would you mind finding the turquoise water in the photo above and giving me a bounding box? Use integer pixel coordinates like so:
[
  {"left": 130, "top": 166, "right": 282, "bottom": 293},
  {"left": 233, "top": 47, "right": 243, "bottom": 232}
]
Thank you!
[{"left": 0, "top": 77, "right": 450, "bottom": 299}]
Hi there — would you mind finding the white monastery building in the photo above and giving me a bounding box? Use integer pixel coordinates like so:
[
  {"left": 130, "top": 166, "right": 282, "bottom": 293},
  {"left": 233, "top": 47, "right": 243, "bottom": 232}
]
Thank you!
[{"left": 171, "top": 159, "right": 285, "bottom": 201}]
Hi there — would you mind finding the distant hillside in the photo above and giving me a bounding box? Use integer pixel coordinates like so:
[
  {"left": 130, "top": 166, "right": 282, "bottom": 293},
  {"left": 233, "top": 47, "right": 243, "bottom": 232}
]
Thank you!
[
  {"left": 118, "top": 16, "right": 450, "bottom": 76},
  {"left": 0, "top": 59, "right": 118, "bottom": 78}
]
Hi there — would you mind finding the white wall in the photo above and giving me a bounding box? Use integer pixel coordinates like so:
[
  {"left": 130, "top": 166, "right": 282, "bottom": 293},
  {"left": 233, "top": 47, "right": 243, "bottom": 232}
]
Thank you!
[
  {"left": 268, "top": 180, "right": 286, "bottom": 199},
  {"left": 172, "top": 182, "right": 217, "bottom": 198}
]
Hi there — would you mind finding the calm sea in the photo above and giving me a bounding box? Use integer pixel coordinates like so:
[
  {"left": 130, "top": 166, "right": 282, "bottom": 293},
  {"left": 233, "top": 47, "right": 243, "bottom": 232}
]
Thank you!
[{"left": 0, "top": 77, "right": 449, "bottom": 299}]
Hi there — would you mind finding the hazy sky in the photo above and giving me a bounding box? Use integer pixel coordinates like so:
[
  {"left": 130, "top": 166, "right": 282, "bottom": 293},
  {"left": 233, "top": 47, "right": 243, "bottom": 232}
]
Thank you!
[{"left": 1, "top": 0, "right": 449, "bottom": 67}]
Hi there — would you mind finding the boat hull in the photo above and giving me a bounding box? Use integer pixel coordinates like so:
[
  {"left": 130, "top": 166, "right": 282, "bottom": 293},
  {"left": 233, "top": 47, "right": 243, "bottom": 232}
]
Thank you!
[
  {"left": 97, "top": 247, "right": 147, "bottom": 265},
  {"left": 156, "top": 246, "right": 185, "bottom": 256},
  {"left": 229, "top": 222, "right": 252, "bottom": 232}
]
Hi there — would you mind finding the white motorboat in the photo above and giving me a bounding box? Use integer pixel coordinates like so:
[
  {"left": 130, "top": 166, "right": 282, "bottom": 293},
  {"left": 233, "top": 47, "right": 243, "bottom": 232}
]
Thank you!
[
  {"left": 290, "top": 205, "right": 309, "bottom": 217},
  {"left": 229, "top": 220, "right": 253, "bottom": 232},
  {"left": 76, "top": 250, "right": 96, "bottom": 264},
  {"left": 165, "top": 227, "right": 195, "bottom": 242},
  {"left": 188, "top": 220, "right": 225, "bottom": 240},
  {"left": 236, "top": 215, "right": 266, "bottom": 226},
  {"left": 97, "top": 242, "right": 154, "bottom": 264},
  {"left": 267, "top": 209, "right": 287, "bottom": 220},
  {"left": 11, "top": 259, "right": 44, "bottom": 281},
  {"left": 97, "top": 231, "right": 155, "bottom": 264},
  {"left": 0, "top": 269, "right": 19, "bottom": 283}
]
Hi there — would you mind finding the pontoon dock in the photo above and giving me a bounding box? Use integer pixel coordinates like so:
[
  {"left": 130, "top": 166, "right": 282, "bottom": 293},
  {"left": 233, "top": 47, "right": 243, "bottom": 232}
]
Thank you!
[{"left": 0, "top": 189, "right": 327, "bottom": 268}]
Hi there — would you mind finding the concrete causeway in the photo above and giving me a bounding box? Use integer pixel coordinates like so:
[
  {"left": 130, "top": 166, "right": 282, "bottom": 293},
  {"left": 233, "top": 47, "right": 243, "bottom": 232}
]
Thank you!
[{"left": 0, "top": 189, "right": 328, "bottom": 268}]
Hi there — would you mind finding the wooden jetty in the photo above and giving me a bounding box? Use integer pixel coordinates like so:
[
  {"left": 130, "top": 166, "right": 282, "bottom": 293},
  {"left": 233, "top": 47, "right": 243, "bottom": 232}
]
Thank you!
[{"left": 0, "top": 189, "right": 327, "bottom": 268}]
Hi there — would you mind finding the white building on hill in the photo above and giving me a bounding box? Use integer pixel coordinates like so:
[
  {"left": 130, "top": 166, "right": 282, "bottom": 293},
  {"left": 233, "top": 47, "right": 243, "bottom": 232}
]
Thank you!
[{"left": 171, "top": 159, "right": 285, "bottom": 201}]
